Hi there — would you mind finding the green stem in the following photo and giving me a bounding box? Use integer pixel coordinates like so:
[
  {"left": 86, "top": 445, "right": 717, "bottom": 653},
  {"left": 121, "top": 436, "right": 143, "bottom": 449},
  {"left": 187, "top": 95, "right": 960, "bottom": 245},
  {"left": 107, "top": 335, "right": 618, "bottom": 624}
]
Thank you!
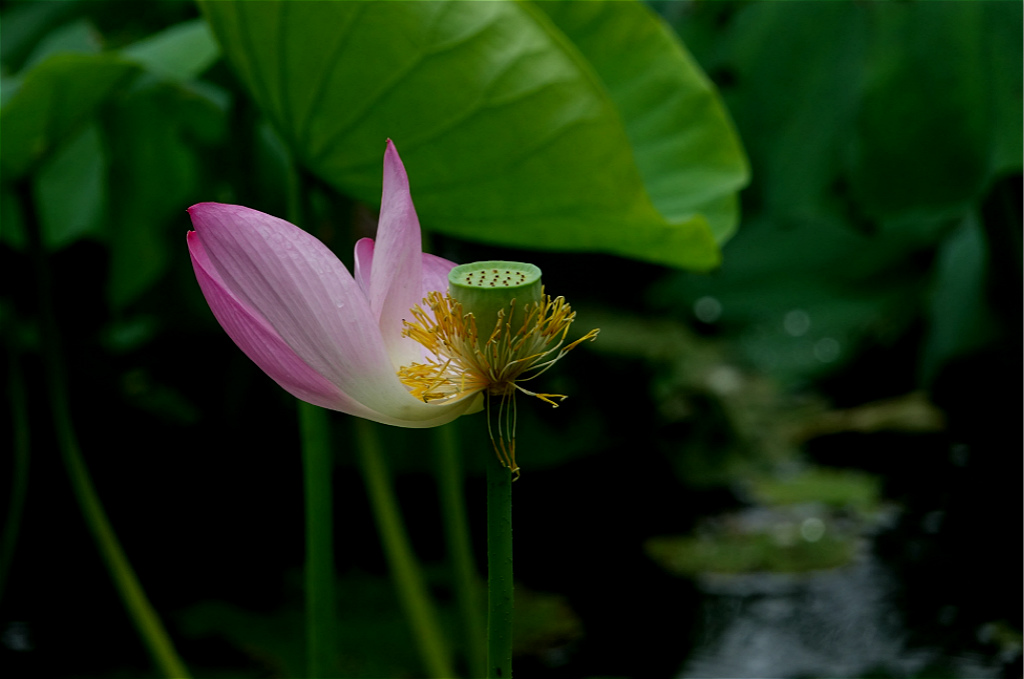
[
  {"left": 486, "top": 443, "right": 514, "bottom": 679},
  {"left": 353, "top": 419, "right": 454, "bottom": 678},
  {"left": 17, "top": 180, "right": 190, "bottom": 678},
  {"left": 0, "top": 336, "right": 31, "bottom": 601},
  {"left": 287, "top": 159, "right": 339, "bottom": 678},
  {"left": 299, "top": 401, "right": 338, "bottom": 678},
  {"left": 434, "top": 424, "right": 486, "bottom": 678}
]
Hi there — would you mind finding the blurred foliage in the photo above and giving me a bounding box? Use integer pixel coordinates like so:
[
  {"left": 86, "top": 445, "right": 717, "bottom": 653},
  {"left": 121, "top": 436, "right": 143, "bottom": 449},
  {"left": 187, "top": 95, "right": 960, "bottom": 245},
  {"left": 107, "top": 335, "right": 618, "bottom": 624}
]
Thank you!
[
  {"left": 654, "top": 0, "right": 1021, "bottom": 388},
  {"left": 176, "top": 569, "right": 581, "bottom": 679},
  {"left": 1, "top": 4, "right": 226, "bottom": 311},
  {"left": 178, "top": 571, "right": 443, "bottom": 679},
  {"left": 646, "top": 526, "right": 856, "bottom": 576},
  {"left": 748, "top": 467, "right": 881, "bottom": 511}
]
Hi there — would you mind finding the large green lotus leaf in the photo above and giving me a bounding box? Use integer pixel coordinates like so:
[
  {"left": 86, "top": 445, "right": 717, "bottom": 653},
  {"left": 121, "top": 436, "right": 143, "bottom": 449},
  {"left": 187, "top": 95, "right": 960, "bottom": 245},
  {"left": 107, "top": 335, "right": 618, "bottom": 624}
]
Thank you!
[
  {"left": 532, "top": 0, "right": 747, "bottom": 243},
  {"left": 201, "top": 0, "right": 744, "bottom": 269},
  {"left": 0, "top": 52, "right": 137, "bottom": 181}
]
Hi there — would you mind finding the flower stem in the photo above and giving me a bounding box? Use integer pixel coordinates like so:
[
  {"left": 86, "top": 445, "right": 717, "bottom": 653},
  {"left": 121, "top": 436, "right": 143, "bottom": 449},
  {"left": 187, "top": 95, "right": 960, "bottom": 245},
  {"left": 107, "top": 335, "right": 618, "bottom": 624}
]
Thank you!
[
  {"left": 299, "top": 401, "right": 338, "bottom": 678},
  {"left": 287, "top": 158, "right": 340, "bottom": 678},
  {"left": 17, "top": 179, "right": 190, "bottom": 679},
  {"left": 353, "top": 419, "right": 454, "bottom": 678},
  {"left": 0, "top": 333, "right": 31, "bottom": 602},
  {"left": 486, "top": 442, "right": 514, "bottom": 678},
  {"left": 434, "top": 424, "right": 486, "bottom": 678}
]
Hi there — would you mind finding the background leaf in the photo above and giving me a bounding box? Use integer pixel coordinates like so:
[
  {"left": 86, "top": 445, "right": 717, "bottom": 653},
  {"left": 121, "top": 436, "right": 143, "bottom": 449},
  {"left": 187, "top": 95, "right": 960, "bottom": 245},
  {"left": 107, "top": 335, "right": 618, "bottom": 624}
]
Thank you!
[
  {"left": 102, "top": 83, "right": 215, "bottom": 309},
  {"left": 849, "top": 2, "right": 1015, "bottom": 220},
  {"left": 0, "top": 0, "right": 80, "bottom": 71},
  {"left": 20, "top": 18, "right": 101, "bottom": 71},
  {"left": 101, "top": 19, "right": 228, "bottom": 308},
  {"left": 200, "top": 0, "right": 747, "bottom": 269},
  {"left": 985, "top": 2, "right": 1024, "bottom": 175},
  {"left": 919, "top": 213, "right": 999, "bottom": 384},
  {"left": 712, "top": 1, "right": 868, "bottom": 221},
  {"left": 33, "top": 122, "right": 107, "bottom": 249},
  {"left": 654, "top": 0, "right": 1022, "bottom": 388},
  {"left": 120, "top": 18, "right": 220, "bottom": 82},
  {"left": 0, "top": 52, "right": 137, "bottom": 181}
]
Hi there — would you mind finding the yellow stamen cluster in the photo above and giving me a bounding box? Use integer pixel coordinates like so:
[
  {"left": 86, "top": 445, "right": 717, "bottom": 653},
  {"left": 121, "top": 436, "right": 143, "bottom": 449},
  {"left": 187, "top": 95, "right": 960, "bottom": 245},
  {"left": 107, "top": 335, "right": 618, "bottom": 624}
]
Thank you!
[{"left": 398, "top": 290, "right": 599, "bottom": 477}]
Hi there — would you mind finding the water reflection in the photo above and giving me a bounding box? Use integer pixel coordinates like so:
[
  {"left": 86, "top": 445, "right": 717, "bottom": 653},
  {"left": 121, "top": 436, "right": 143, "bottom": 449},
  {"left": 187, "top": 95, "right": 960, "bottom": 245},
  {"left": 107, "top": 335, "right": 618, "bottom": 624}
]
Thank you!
[
  {"left": 799, "top": 517, "right": 826, "bottom": 542},
  {"left": 678, "top": 552, "right": 1001, "bottom": 678}
]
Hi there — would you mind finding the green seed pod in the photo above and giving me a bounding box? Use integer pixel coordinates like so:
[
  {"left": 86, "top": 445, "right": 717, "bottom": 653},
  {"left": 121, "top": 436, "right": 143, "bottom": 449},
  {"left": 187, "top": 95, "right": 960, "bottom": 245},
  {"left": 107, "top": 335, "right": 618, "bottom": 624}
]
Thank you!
[{"left": 448, "top": 261, "right": 543, "bottom": 338}]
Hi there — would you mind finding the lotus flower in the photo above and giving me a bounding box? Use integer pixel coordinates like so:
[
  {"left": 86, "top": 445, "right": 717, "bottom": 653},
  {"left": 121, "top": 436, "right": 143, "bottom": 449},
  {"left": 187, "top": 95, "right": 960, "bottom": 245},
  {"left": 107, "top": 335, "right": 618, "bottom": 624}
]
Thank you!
[{"left": 186, "top": 140, "right": 480, "bottom": 427}]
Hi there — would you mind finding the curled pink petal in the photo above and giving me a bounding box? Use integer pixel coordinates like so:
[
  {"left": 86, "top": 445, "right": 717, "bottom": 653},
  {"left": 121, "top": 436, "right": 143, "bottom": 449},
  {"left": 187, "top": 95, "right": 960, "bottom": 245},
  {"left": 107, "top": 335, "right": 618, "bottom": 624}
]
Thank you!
[
  {"left": 353, "top": 237, "right": 374, "bottom": 298},
  {"left": 368, "top": 139, "right": 425, "bottom": 368},
  {"left": 356, "top": 237, "right": 456, "bottom": 316}
]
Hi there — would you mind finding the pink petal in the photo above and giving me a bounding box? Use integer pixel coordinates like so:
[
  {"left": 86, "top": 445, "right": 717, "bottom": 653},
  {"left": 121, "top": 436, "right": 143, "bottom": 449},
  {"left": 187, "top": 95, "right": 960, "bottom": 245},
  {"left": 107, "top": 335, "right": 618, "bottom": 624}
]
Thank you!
[
  {"left": 357, "top": 234, "right": 457, "bottom": 364},
  {"left": 421, "top": 251, "right": 457, "bottom": 300},
  {"left": 189, "top": 231, "right": 385, "bottom": 419},
  {"left": 188, "top": 202, "right": 470, "bottom": 426},
  {"left": 353, "top": 237, "right": 374, "bottom": 298},
  {"left": 356, "top": 236, "right": 455, "bottom": 305},
  {"left": 368, "top": 140, "right": 426, "bottom": 367}
]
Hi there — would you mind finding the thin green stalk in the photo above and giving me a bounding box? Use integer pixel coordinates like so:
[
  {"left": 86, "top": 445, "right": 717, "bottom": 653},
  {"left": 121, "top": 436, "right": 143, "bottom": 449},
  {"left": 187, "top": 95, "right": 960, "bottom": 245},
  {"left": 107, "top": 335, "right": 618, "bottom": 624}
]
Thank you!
[
  {"left": 486, "top": 442, "right": 514, "bottom": 679},
  {"left": 353, "top": 419, "right": 454, "bottom": 678},
  {"left": 0, "top": 339, "right": 31, "bottom": 601},
  {"left": 434, "top": 424, "right": 486, "bottom": 678},
  {"left": 288, "top": 159, "right": 340, "bottom": 678},
  {"left": 299, "top": 401, "right": 338, "bottom": 678},
  {"left": 18, "top": 179, "right": 190, "bottom": 679}
]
